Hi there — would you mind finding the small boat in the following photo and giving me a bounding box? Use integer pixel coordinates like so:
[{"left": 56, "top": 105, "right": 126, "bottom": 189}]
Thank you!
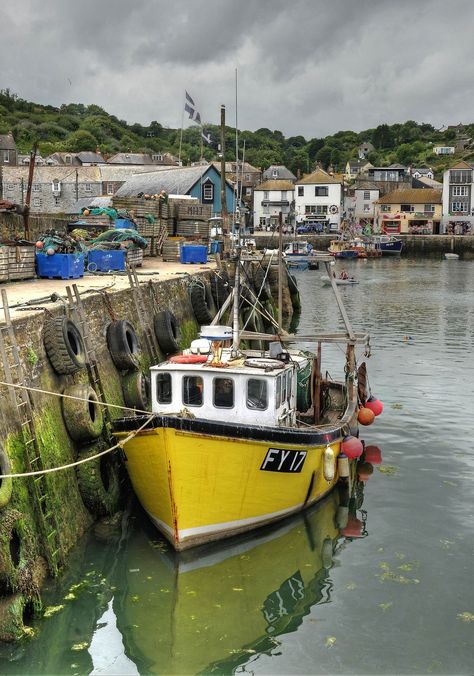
[
  {"left": 321, "top": 275, "right": 359, "bottom": 286},
  {"left": 370, "top": 235, "right": 403, "bottom": 255},
  {"left": 113, "top": 248, "right": 375, "bottom": 551},
  {"left": 328, "top": 240, "right": 359, "bottom": 259},
  {"left": 444, "top": 253, "right": 459, "bottom": 260},
  {"left": 284, "top": 240, "right": 318, "bottom": 262}
]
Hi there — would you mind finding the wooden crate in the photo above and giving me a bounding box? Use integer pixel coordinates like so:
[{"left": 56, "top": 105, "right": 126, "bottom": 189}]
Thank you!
[
  {"left": 162, "top": 238, "right": 184, "bottom": 262},
  {"left": 7, "top": 246, "right": 36, "bottom": 280},
  {"left": 0, "top": 249, "right": 9, "bottom": 282},
  {"left": 126, "top": 249, "right": 144, "bottom": 267},
  {"left": 113, "top": 197, "right": 169, "bottom": 219},
  {"left": 176, "top": 220, "right": 210, "bottom": 239},
  {"left": 176, "top": 203, "right": 212, "bottom": 222}
]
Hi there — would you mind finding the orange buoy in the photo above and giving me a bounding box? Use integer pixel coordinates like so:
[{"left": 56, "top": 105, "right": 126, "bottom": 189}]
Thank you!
[
  {"left": 364, "top": 445, "right": 382, "bottom": 465},
  {"left": 358, "top": 406, "right": 375, "bottom": 426},
  {"left": 365, "top": 396, "right": 383, "bottom": 416},
  {"left": 35, "top": 240, "right": 44, "bottom": 249},
  {"left": 83, "top": 209, "right": 90, "bottom": 215},
  {"left": 169, "top": 354, "right": 208, "bottom": 364}
]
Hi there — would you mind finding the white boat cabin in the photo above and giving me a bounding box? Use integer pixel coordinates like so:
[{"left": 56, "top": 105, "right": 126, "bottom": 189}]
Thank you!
[{"left": 150, "top": 354, "right": 303, "bottom": 427}]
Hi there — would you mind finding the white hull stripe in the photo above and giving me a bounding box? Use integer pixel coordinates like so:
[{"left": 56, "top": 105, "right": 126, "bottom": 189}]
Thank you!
[{"left": 146, "top": 502, "right": 306, "bottom": 542}]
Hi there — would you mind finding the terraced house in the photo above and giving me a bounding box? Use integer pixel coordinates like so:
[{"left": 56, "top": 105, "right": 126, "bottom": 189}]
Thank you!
[
  {"left": 374, "top": 189, "right": 442, "bottom": 234},
  {"left": 441, "top": 161, "right": 474, "bottom": 232}
]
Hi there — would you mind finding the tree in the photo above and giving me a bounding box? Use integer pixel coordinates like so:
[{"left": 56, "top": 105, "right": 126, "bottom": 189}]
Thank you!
[
  {"left": 64, "top": 129, "right": 98, "bottom": 152},
  {"left": 372, "top": 124, "right": 394, "bottom": 150}
]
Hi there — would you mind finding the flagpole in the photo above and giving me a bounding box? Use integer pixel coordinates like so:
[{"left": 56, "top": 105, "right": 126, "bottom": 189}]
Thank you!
[
  {"left": 178, "top": 91, "right": 185, "bottom": 167},
  {"left": 234, "top": 67, "right": 238, "bottom": 238}
]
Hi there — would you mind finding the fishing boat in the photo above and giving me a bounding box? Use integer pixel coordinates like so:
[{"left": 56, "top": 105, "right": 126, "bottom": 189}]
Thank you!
[
  {"left": 328, "top": 240, "right": 359, "bottom": 259},
  {"left": 371, "top": 234, "right": 403, "bottom": 255},
  {"left": 112, "top": 247, "right": 374, "bottom": 551},
  {"left": 444, "top": 252, "right": 459, "bottom": 260},
  {"left": 321, "top": 275, "right": 358, "bottom": 286}
]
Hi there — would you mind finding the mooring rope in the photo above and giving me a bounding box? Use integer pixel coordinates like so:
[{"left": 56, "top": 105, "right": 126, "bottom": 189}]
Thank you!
[{"left": 0, "top": 413, "right": 155, "bottom": 480}]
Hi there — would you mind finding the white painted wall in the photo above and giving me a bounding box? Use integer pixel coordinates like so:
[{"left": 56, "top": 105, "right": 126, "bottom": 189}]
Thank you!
[{"left": 294, "top": 182, "right": 342, "bottom": 229}]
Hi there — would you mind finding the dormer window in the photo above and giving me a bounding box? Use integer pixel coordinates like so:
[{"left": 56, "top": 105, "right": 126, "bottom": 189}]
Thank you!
[
  {"left": 202, "top": 178, "right": 214, "bottom": 203},
  {"left": 152, "top": 154, "right": 163, "bottom": 161},
  {"left": 272, "top": 170, "right": 278, "bottom": 178},
  {"left": 65, "top": 155, "right": 72, "bottom": 164},
  {"left": 3, "top": 150, "right": 10, "bottom": 163}
]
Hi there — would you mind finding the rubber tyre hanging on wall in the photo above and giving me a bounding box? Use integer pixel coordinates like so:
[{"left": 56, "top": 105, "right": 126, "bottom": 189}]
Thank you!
[
  {"left": 43, "top": 317, "right": 86, "bottom": 375},
  {"left": 287, "top": 271, "right": 301, "bottom": 311},
  {"left": 190, "top": 282, "right": 214, "bottom": 325},
  {"left": 0, "top": 447, "right": 13, "bottom": 509},
  {"left": 76, "top": 440, "right": 121, "bottom": 516},
  {"left": 210, "top": 271, "right": 230, "bottom": 309},
  {"left": 106, "top": 320, "right": 141, "bottom": 370},
  {"left": 121, "top": 371, "right": 150, "bottom": 411},
  {"left": 61, "top": 384, "right": 103, "bottom": 442},
  {"left": 0, "top": 509, "right": 35, "bottom": 595},
  {"left": 153, "top": 310, "right": 179, "bottom": 354}
]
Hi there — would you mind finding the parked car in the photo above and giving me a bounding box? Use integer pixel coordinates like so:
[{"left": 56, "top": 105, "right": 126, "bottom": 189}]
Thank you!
[{"left": 296, "top": 221, "right": 324, "bottom": 234}]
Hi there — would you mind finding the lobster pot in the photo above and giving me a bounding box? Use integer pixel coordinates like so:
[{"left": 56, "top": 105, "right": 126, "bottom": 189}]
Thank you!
[
  {"left": 165, "top": 218, "right": 176, "bottom": 236},
  {"left": 176, "top": 220, "right": 210, "bottom": 239},
  {"left": 176, "top": 203, "right": 212, "bottom": 222},
  {"left": 162, "top": 238, "right": 184, "bottom": 262},
  {"left": 8, "top": 246, "right": 36, "bottom": 280},
  {"left": 74, "top": 214, "right": 112, "bottom": 228},
  {"left": 134, "top": 216, "right": 163, "bottom": 237},
  {"left": 112, "top": 197, "right": 168, "bottom": 219},
  {"left": 0, "top": 249, "right": 9, "bottom": 282},
  {"left": 126, "top": 249, "right": 144, "bottom": 267}
]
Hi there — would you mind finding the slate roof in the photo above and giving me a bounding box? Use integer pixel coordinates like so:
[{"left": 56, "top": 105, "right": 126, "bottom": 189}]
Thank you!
[
  {"left": 350, "top": 181, "right": 380, "bottom": 191},
  {"left": 76, "top": 151, "right": 106, "bottom": 164},
  {"left": 0, "top": 134, "right": 16, "bottom": 150},
  {"left": 411, "top": 167, "right": 433, "bottom": 175},
  {"left": 377, "top": 189, "right": 442, "bottom": 204},
  {"left": 107, "top": 153, "right": 154, "bottom": 165},
  {"left": 67, "top": 196, "right": 113, "bottom": 214},
  {"left": 262, "top": 165, "right": 296, "bottom": 181},
  {"left": 115, "top": 166, "right": 224, "bottom": 197},
  {"left": 254, "top": 180, "right": 295, "bottom": 191},
  {"left": 296, "top": 169, "right": 341, "bottom": 185}
]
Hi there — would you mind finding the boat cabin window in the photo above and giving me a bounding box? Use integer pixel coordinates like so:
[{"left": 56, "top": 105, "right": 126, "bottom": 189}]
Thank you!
[
  {"left": 156, "top": 372, "right": 172, "bottom": 404},
  {"left": 286, "top": 370, "right": 292, "bottom": 403},
  {"left": 246, "top": 379, "right": 268, "bottom": 410},
  {"left": 281, "top": 372, "right": 287, "bottom": 403},
  {"left": 183, "top": 375, "right": 203, "bottom": 407},
  {"left": 275, "top": 374, "right": 282, "bottom": 409},
  {"left": 213, "top": 377, "right": 234, "bottom": 408}
]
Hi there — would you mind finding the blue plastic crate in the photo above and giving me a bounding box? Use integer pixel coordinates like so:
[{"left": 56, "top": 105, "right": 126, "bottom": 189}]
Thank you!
[
  {"left": 180, "top": 244, "right": 208, "bottom": 264},
  {"left": 114, "top": 218, "right": 135, "bottom": 229},
  {"left": 87, "top": 249, "right": 126, "bottom": 272},
  {"left": 36, "top": 253, "right": 84, "bottom": 279}
]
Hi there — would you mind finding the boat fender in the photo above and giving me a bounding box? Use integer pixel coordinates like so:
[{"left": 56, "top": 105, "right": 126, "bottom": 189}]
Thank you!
[
  {"left": 121, "top": 371, "right": 150, "bottom": 411},
  {"left": 0, "top": 509, "right": 35, "bottom": 595},
  {"left": 169, "top": 354, "right": 208, "bottom": 364},
  {"left": 106, "top": 320, "right": 141, "bottom": 371},
  {"left": 61, "top": 384, "right": 104, "bottom": 442},
  {"left": 337, "top": 452, "right": 350, "bottom": 479},
  {"left": 153, "top": 310, "right": 179, "bottom": 355},
  {"left": 336, "top": 505, "right": 349, "bottom": 530},
  {"left": 43, "top": 316, "right": 87, "bottom": 375},
  {"left": 323, "top": 445, "right": 336, "bottom": 482},
  {"left": 321, "top": 537, "right": 334, "bottom": 569},
  {"left": 76, "top": 439, "right": 121, "bottom": 516},
  {"left": 244, "top": 358, "right": 285, "bottom": 371},
  {"left": 0, "top": 447, "right": 13, "bottom": 509}
]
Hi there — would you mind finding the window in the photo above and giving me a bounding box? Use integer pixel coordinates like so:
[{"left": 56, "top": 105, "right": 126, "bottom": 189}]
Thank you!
[
  {"left": 281, "top": 191, "right": 287, "bottom": 200},
  {"left": 202, "top": 179, "right": 214, "bottom": 203},
  {"left": 381, "top": 205, "right": 391, "bottom": 212},
  {"left": 272, "top": 170, "right": 279, "bottom": 178},
  {"left": 452, "top": 185, "right": 468, "bottom": 196},
  {"left": 286, "top": 371, "right": 292, "bottom": 403},
  {"left": 156, "top": 373, "right": 172, "bottom": 404},
  {"left": 183, "top": 375, "right": 203, "bottom": 407},
  {"left": 363, "top": 191, "right": 370, "bottom": 200},
  {"left": 263, "top": 191, "right": 269, "bottom": 200},
  {"left": 245, "top": 174, "right": 250, "bottom": 181},
  {"left": 84, "top": 183, "right": 92, "bottom": 192},
  {"left": 450, "top": 170, "right": 471, "bottom": 183},
  {"left": 247, "top": 379, "right": 268, "bottom": 410},
  {"left": 65, "top": 155, "right": 72, "bottom": 164},
  {"left": 275, "top": 375, "right": 282, "bottom": 409},
  {"left": 32, "top": 183, "right": 41, "bottom": 192},
  {"left": 424, "top": 204, "right": 435, "bottom": 212},
  {"left": 363, "top": 203, "right": 371, "bottom": 212},
  {"left": 315, "top": 205, "right": 327, "bottom": 215},
  {"left": 54, "top": 197, "right": 60, "bottom": 206},
  {"left": 280, "top": 372, "right": 287, "bottom": 404},
  {"left": 214, "top": 377, "right": 234, "bottom": 408},
  {"left": 32, "top": 197, "right": 42, "bottom": 207},
  {"left": 400, "top": 204, "right": 414, "bottom": 212},
  {"left": 52, "top": 179, "right": 61, "bottom": 193},
  {"left": 451, "top": 201, "right": 468, "bottom": 212},
  {"left": 298, "top": 186, "right": 304, "bottom": 197},
  {"left": 245, "top": 187, "right": 252, "bottom": 196},
  {"left": 6, "top": 183, "right": 14, "bottom": 191},
  {"left": 107, "top": 182, "right": 114, "bottom": 195},
  {"left": 3, "top": 150, "right": 10, "bottom": 163},
  {"left": 315, "top": 186, "right": 328, "bottom": 196},
  {"left": 152, "top": 154, "right": 163, "bottom": 161},
  {"left": 260, "top": 217, "right": 267, "bottom": 225}
]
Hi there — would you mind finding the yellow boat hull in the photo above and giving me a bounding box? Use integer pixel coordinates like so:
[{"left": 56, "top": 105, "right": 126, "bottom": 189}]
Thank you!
[{"left": 116, "top": 424, "right": 344, "bottom": 550}]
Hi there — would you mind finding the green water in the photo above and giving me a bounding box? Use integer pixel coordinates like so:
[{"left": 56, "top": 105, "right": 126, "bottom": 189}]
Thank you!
[{"left": 0, "top": 257, "right": 473, "bottom": 675}]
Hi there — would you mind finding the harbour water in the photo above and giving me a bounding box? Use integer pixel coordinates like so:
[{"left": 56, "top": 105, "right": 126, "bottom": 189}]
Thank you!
[{"left": 1, "top": 257, "right": 473, "bottom": 675}]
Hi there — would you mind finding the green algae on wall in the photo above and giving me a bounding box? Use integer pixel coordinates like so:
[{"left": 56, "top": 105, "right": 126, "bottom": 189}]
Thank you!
[{"left": 178, "top": 319, "right": 199, "bottom": 350}]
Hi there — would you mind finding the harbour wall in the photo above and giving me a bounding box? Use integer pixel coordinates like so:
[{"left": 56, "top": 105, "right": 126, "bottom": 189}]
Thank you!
[{"left": 0, "top": 258, "right": 297, "bottom": 640}]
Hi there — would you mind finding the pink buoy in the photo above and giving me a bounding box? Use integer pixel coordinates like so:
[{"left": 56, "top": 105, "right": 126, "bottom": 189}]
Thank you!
[
  {"left": 340, "top": 514, "right": 364, "bottom": 538},
  {"left": 341, "top": 435, "right": 363, "bottom": 460},
  {"left": 357, "top": 461, "right": 374, "bottom": 482},
  {"left": 364, "top": 445, "right": 382, "bottom": 465},
  {"left": 46, "top": 248, "right": 56, "bottom": 256},
  {"left": 365, "top": 396, "right": 383, "bottom": 417},
  {"left": 35, "top": 240, "right": 44, "bottom": 249}
]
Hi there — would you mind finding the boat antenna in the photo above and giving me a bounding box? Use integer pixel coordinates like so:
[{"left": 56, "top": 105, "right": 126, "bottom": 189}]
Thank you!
[
  {"left": 231, "top": 244, "right": 241, "bottom": 356},
  {"left": 219, "top": 105, "right": 228, "bottom": 235},
  {"left": 278, "top": 211, "right": 283, "bottom": 331}
]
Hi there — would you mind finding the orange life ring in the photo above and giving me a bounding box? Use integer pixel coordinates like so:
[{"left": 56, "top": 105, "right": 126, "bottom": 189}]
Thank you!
[{"left": 169, "top": 354, "right": 208, "bottom": 364}]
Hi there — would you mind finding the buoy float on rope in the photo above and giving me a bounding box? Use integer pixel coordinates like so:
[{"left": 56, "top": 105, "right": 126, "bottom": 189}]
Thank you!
[
  {"left": 365, "top": 396, "right": 383, "bottom": 417},
  {"left": 341, "top": 435, "right": 363, "bottom": 460}
]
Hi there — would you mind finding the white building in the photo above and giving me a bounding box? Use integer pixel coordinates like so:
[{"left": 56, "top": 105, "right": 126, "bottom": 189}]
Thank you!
[
  {"left": 441, "top": 161, "right": 474, "bottom": 232},
  {"left": 345, "top": 182, "right": 380, "bottom": 224},
  {"left": 253, "top": 180, "right": 294, "bottom": 230},
  {"left": 434, "top": 146, "right": 455, "bottom": 155},
  {"left": 294, "top": 169, "right": 343, "bottom": 231}
]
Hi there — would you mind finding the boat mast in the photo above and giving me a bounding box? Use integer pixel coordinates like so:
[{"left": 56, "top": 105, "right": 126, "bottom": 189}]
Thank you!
[{"left": 278, "top": 211, "right": 283, "bottom": 331}]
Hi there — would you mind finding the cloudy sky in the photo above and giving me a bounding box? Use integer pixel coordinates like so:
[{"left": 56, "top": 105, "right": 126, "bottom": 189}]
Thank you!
[{"left": 2, "top": 0, "right": 474, "bottom": 138}]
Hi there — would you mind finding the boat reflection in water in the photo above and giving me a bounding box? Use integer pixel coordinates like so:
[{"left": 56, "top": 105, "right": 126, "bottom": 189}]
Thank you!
[{"left": 117, "top": 452, "right": 380, "bottom": 675}]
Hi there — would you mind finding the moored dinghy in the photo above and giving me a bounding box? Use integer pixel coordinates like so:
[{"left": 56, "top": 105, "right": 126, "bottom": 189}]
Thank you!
[{"left": 112, "top": 249, "right": 377, "bottom": 551}]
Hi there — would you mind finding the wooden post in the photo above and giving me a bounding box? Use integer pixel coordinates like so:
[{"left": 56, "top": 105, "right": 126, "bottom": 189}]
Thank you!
[{"left": 23, "top": 142, "right": 37, "bottom": 240}]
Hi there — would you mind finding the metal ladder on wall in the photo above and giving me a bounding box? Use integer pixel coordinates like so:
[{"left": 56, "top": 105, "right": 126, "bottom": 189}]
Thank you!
[
  {"left": 126, "top": 265, "right": 160, "bottom": 363},
  {"left": 65, "top": 284, "right": 110, "bottom": 427},
  {"left": 0, "top": 289, "right": 61, "bottom": 575}
]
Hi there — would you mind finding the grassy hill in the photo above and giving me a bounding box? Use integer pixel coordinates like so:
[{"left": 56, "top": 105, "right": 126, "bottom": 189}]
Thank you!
[{"left": 1, "top": 88, "right": 473, "bottom": 180}]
